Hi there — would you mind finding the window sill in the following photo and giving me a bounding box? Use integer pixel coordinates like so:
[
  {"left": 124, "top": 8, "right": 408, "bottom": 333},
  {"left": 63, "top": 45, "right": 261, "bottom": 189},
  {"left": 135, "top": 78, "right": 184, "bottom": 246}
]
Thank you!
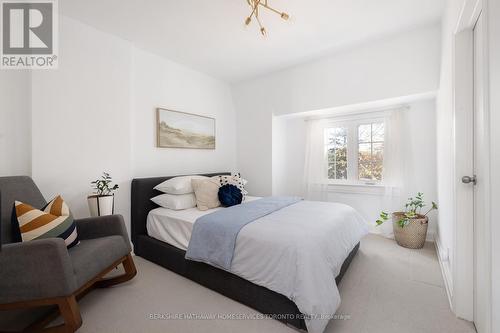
[{"left": 326, "top": 182, "right": 385, "bottom": 195}]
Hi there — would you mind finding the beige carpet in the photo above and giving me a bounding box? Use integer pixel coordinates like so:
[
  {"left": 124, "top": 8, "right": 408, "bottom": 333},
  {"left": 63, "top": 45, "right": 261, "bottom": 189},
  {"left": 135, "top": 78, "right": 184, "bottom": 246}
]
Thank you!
[{"left": 69, "top": 234, "right": 475, "bottom": 333}]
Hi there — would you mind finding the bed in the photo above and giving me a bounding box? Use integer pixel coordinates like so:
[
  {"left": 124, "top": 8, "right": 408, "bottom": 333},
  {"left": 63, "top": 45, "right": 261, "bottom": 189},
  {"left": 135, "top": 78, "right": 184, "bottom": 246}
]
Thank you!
[{"left": 131, "top": 173, "right": 367, "bottom": 332}]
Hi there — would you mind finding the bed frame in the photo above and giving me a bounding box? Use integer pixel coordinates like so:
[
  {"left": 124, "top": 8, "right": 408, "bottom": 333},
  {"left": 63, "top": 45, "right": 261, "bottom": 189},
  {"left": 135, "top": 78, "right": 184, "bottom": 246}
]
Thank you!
[{"left": 131, "top": 173, "right": 360, "bottom": 331}]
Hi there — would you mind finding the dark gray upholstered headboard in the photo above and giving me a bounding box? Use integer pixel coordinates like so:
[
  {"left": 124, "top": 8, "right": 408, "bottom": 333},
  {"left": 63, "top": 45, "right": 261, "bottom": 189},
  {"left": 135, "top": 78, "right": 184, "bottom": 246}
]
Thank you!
[{"left": 130, "top": 172, "right": 230, "bottom": 252}]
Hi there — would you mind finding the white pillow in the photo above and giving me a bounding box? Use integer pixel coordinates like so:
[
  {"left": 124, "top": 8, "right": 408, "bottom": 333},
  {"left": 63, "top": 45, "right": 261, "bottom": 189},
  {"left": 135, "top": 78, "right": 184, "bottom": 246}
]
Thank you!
[
  {"left": 154, "top": 175, "right": 208, "bottom": 195},
  {"left": 151, "top": 193, "right": 196, "bottom": 210},
  {"left": 191, "top": 178, "right": 221, "bottom": 211}
]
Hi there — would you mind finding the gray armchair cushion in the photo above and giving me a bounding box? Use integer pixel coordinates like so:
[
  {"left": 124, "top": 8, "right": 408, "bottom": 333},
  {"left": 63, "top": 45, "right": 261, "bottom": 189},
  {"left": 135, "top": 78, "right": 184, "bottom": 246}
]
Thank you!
[
  {"left": 69, "top": 235, "right": 130, "bottom": 287},
  {"left": 0, "top": 214, "right": 132, "bottom": 301},
  {"left": 75, "top": 215, "right": 131, "bottom": 249},
  {"left": 0, "top": 238, "right": 76, "bottom": 304},
  {"left": 0, "top": 176, "right": 133, "bottom": 320}
]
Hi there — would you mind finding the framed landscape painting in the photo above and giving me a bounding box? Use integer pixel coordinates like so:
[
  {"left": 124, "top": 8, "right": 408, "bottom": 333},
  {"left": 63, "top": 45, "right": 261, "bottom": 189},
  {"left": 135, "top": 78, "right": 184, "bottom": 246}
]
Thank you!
[{"left": 156, "top": 108, "right": 216, "bottom": 149}]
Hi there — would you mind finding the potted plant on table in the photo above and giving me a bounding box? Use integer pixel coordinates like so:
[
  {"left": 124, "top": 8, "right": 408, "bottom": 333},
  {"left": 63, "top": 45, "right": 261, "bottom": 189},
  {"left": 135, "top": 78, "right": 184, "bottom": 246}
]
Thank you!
[
  {"left": 376, "top": 192, "right": 438, "bottom": 249},
  {"left": 87, "top": 172, "right": 119, "bottom": 217}
]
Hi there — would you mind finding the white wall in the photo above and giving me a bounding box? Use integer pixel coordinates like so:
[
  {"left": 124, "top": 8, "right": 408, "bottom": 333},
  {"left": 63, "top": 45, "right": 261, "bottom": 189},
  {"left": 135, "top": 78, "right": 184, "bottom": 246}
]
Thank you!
[
  {"left": 31, "top": 17, "right": 133, "bottom": 228},
  {"left": 0, "top": 71, "right": 31, "bottom": 176},
  {"left": 30, "top": 16, "right": 237, "bottom": 234},
  {"left": 272, "top": 100, "right": 438, "bottom": 235},
  {"left": 272, "top": 117, "right": 306, "bottom": 197},
  {"left": 486, "top": 1, "right": 500, "bottom": 331},
  {"left": 233, "top": 24, "right": 442, "bottom": 196},
  {"left": 435, "top": 0, "right": 464, "bottom": 293},
  {"left": 131, "top": 48, "right": 237, "bottom": 178}
]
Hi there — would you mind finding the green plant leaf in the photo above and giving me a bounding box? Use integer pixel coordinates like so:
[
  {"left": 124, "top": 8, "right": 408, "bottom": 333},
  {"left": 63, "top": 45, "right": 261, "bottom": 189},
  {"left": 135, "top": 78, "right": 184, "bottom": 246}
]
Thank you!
[
  {"left": 397, "top": 218, "right": 409, "bottom": 228},
  {"left": 91, "top": 172, "right": 118, "bottom": 195}
]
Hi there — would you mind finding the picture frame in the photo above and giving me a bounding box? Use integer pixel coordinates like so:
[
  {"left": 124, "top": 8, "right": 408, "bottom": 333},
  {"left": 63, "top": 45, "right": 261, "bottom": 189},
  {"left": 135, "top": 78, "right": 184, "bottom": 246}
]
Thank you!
[{"left": 156, "top": 108, "right": 216, "bottom": 149}]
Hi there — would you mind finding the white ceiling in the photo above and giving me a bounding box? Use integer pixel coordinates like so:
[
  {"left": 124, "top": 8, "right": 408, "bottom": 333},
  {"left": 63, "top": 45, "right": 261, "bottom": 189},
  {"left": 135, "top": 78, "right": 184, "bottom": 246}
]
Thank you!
[{"left": 61, "top": 0, "right": 445, "bottom": 83}]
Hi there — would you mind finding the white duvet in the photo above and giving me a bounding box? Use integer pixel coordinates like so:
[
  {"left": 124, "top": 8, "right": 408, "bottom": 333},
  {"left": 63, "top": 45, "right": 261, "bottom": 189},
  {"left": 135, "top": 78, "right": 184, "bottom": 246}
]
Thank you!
[
  {"left": 230, "top": 200, "right": 368, "bottom": 333},
  {"left": 147, "top": 200, "right": 368, "bottom": 333}
]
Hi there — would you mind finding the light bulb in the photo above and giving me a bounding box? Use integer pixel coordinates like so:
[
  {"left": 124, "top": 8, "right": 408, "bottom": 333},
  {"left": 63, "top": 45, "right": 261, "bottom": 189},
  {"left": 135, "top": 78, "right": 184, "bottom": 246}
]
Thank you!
[{"left": 281, "top": 12, "right": 289, "bottom": 20}]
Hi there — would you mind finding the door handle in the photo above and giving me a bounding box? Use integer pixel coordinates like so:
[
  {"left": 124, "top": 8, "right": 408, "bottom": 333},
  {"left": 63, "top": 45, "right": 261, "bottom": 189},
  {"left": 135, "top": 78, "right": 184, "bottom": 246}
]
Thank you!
[{"left": 461, "top": 175, "right": 477, "bottom": 185}]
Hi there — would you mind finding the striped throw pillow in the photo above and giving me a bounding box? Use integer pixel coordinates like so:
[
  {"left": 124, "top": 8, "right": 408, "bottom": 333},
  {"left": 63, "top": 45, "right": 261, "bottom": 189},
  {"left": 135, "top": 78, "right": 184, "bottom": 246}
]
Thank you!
[{"left": 14, "top": 195, "right": 79, "bottom": 248}]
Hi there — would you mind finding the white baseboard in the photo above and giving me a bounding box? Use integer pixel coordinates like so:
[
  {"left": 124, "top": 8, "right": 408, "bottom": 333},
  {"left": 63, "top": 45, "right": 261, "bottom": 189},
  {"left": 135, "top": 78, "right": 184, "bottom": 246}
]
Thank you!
[{"left": 434, "top": 234, "right": 453, "bottom": 310}]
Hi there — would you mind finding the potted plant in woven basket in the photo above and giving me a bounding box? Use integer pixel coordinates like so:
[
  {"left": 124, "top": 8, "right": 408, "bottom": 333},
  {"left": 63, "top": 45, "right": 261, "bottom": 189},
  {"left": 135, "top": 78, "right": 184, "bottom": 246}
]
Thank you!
[
  {"left": 376, "top": 192, "right": 438, "bottom": 249},
  {"left": 87, "top": 172, "right": 119, "bottom": 217}
]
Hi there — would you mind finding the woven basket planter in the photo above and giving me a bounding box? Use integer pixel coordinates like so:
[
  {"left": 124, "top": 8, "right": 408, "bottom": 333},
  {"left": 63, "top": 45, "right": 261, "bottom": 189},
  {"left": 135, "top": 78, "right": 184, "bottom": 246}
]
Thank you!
[{"left": 392, "top": 212, "right": 428, "bottom": 249}]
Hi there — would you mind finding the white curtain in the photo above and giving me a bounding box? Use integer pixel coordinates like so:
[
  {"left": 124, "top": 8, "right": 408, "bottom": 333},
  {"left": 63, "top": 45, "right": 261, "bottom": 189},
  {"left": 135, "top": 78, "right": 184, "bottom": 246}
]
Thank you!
[
  {"left": 302, "top": 109, "right": 408, "bottom": 237},
  {"left": 303, "top": 118, "right": 329, "bottom": 201},
  {"left": 380, "top": 108, "right": 407, "bottom": 237}
]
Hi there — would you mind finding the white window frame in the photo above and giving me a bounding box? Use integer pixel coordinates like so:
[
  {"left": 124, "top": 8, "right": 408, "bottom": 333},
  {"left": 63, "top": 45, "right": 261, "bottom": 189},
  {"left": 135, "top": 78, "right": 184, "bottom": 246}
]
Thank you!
[{"left": 324, "top": 114, "right": 386, "bottom": 187}]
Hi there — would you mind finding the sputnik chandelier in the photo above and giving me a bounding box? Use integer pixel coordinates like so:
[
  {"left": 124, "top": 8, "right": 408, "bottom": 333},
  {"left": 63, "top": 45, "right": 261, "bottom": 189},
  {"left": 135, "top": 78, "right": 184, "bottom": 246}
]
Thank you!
[{"left": 244, "top": 0, "right": 290, "bottom": 36}]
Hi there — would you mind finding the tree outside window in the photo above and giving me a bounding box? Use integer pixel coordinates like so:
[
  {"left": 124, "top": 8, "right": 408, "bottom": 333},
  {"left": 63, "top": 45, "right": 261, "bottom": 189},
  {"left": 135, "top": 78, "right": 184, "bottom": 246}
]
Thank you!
[
  {"left": 358, "top": 123, "right": 384, "bottom": 181},
  {"left": 326, "top": 127, "right": 348, "bottom": 180},
  {"left": 325, "top": 120, "right": 384, "bottom": 183}
]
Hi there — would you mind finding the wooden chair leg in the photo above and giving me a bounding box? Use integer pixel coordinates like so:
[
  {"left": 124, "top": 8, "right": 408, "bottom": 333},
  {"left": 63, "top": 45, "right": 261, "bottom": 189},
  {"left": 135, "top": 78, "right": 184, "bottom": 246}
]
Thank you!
[
  {"left": 123, "top": 254, "right": 137, "bottom": 277},
  {"left": 3, "top": 254, "right": 136, "bottom": 332},
  {"left": 25, "top": 296, "right": 82, "bottom": 333},
  {"left": 57, "top": 296, "right": 82, "bottom": 333},
  {"left": 94, "top": 254, "right": 137, "bottom": 289},
  {"left": 24, "top": 308, "right": 60, "bottom": 332}
]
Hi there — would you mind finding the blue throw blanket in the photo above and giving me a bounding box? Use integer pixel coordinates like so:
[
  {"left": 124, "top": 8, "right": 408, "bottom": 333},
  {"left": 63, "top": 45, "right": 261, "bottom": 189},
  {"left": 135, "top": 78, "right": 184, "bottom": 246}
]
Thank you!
[{"left": 185, "top": 196, "right": 302, "bottom": 270}]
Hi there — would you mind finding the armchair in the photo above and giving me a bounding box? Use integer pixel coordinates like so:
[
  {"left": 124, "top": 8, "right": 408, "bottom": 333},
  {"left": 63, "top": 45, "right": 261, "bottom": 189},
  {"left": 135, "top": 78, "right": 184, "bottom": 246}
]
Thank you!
[{"left": 0, "top": 176, "right": 136, "bottom": 332}]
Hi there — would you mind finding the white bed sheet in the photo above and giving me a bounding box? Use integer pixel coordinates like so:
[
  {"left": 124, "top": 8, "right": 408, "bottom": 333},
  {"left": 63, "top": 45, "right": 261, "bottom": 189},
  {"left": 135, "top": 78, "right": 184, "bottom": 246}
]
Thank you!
[
  {"left": 146, "top": 196, "right": 260, "bottom": 250},
  {"left": 147, "top": 197, "right": 368, "bottom": 333}
]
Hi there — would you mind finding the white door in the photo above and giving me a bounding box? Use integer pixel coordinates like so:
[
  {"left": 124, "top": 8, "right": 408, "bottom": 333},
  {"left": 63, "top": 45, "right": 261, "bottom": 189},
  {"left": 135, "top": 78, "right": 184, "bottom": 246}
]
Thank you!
[{"left": 472, "top": 12, "right": 491, "bottom": 333}]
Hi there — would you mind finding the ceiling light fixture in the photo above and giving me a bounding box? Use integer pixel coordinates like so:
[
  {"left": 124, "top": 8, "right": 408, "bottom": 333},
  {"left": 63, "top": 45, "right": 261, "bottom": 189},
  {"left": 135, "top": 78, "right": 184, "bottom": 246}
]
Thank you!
[{"left": 244, "top": 0, "right": 290, "bottom": 36}]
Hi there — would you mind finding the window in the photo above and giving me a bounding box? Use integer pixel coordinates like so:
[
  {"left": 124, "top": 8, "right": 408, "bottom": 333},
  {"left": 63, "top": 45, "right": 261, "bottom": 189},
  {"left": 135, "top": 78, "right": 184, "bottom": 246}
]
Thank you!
[
  {"left": 358, "top": 123, "right": 384, "bottom": 181},
  {"left": 326, "top": 127, "right": 348, "bottom": 180},
  {"left": 324, "top": 119, "right": 385, "bottom": 184}
]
